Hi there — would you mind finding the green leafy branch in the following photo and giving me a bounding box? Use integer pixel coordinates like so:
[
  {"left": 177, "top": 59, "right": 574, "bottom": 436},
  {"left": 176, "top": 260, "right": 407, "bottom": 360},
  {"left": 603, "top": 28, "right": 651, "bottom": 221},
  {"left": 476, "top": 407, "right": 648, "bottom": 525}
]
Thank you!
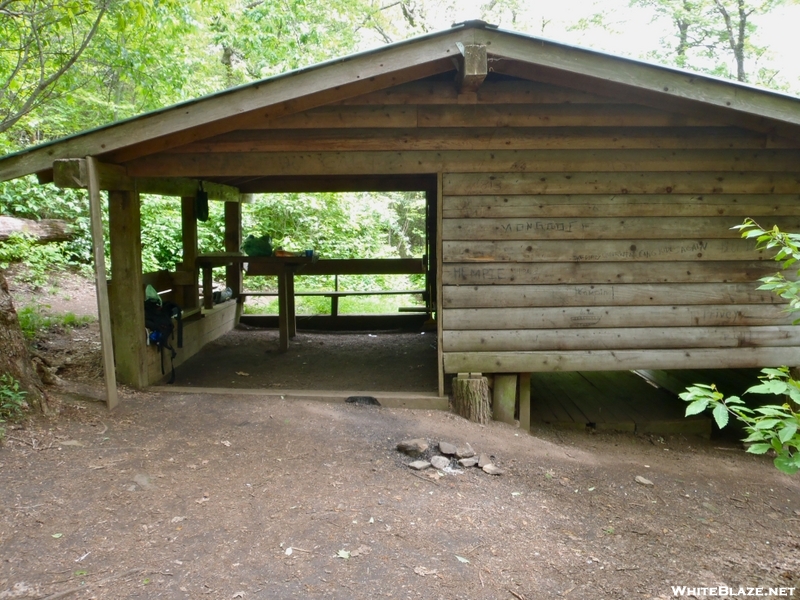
[
  {"left": 680, "top": 367, "right": 800, "bottom": 475},
  {"left": 735, "top": 218, "right": 800, "bottom": 321}
]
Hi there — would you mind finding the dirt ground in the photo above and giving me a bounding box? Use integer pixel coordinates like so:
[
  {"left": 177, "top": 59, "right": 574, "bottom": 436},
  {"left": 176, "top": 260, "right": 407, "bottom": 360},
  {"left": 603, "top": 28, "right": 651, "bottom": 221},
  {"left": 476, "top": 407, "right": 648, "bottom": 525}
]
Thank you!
[
  {"left": 2, "top": 273, "right": 800, "bottom": 599},
  {"left": 176, "top": 327, "right": 439, "bottom": 393}
]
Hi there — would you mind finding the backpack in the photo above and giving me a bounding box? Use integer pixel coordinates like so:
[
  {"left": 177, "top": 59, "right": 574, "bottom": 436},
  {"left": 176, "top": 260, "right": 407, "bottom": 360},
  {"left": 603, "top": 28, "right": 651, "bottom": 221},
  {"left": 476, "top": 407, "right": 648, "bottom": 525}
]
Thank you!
[{"left": 144, "top": 298, "right": 183, "bottom": 384}]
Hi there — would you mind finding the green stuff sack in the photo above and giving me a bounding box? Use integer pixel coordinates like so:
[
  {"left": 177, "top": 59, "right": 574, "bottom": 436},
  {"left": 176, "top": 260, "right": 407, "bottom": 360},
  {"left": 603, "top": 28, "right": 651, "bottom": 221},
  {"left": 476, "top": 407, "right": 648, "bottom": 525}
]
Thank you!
[{"left": 242, "top": 234, "right": 273, "bottom": 257}]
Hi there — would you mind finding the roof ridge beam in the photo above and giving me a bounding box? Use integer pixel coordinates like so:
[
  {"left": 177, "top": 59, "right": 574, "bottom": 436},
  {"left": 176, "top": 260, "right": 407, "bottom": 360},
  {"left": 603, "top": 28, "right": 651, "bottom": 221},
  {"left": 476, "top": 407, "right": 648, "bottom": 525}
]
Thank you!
[{"left": 456, "top": 43, "right": 488, "bottom": 94}]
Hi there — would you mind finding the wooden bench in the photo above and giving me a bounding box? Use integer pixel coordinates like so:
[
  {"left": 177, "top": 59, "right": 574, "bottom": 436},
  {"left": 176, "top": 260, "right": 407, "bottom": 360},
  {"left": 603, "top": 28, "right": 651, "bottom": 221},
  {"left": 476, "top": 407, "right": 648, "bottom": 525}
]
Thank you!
[{"left": 240, "top": 257, "right": 427, "bottom": 317}]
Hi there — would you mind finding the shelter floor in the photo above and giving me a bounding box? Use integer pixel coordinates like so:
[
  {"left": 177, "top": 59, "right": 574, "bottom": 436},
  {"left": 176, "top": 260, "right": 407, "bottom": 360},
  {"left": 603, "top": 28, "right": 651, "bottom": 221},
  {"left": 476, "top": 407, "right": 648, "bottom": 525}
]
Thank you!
[{"left": 173, "top": 327, "right": 439, "bottom": 392}]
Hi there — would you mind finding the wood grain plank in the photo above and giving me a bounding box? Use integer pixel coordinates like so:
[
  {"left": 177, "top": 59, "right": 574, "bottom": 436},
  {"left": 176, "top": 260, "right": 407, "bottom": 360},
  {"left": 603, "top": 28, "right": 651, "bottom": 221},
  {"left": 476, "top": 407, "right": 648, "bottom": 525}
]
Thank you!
[
  {"left": 442, "top": 239, "right": 766, "bottom": 263},
  {"left": 442, "top": 171, "right": 800, "bottom": 195},
  {"left": 441, "top": 304, "right": 793, "bottom": 330},
  {"left": 443, "top": 326, "right": 800, "bottom": 351},
  {"left": 442, "top": 283, "right": 778, "bottom": 308},
  {"left": 170, "top": 127, "right": 772, "bottom": 153},
  {"left": 338, "top": 80, "right": 623, "bottom": 105},
  {"left": 443, "top": 347, "right": 800, "bottom": 373},
  {"left": 442, "top": 216, "right": 800, "bottom": 241},
  {"left": 441, "top": 261, "right": 776, "bottom": 285},
  {"left": 417, "top": 104, "right": 711, "bottom": 127},
  {"left": 442, "top": 194, "right": 800, "bottom": 218}
]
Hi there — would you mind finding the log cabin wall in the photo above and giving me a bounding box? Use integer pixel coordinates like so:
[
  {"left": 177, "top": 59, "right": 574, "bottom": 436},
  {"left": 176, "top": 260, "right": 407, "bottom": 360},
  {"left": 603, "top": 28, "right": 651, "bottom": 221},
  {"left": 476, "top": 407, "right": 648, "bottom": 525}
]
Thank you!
[{"left": 120, "top": 73, "right": 800, "bottom": 375}]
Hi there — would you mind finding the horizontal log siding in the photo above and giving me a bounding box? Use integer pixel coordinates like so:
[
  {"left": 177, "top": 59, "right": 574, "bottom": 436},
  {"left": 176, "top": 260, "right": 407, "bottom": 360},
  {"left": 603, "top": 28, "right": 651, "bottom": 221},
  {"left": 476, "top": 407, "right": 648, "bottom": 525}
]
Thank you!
[
  {"left": 432, "top": 82, "right": 800, "bottom": 373},
  {"left": 441, "top": 175, "right": 800, "bottom": 371}
]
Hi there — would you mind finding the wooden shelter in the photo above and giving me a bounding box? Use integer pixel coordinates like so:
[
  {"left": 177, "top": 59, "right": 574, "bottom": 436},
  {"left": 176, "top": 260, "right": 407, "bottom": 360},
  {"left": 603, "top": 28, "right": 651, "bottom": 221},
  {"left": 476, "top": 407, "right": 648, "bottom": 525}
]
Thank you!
[{"left": 2, "top": 21, "right": 800, "bottom": 409}]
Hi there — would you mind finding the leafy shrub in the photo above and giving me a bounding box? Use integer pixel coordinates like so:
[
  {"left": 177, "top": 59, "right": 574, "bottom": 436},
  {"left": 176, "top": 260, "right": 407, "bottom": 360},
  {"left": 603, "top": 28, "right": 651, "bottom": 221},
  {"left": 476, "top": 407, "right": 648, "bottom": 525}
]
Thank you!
[
  {"left": 681, "top": 369, "right": 800, "bottom": 474},
  {"left": 0, "top": 374, "right": 28, "bottom": 440},
  {"left": 0, "top": 233, "right": 75, "bottom": 286},
  {"left": 16, "top": 305, "right": 92, "bottom": 339},
  {"left": 682, "top": 219, "right": 800, "bottom": 474}
]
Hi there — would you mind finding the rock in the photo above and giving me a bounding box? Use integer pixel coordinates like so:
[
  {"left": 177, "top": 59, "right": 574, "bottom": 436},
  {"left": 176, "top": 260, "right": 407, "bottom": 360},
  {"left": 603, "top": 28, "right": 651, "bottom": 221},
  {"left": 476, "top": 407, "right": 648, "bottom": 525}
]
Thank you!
[
  {"left": 430, "top": 456, "right": 450, "bottom": 470},
  {"left": 482, "top": 464, "right": 504, "bottom": 475},
  {"left": 408, "top": 460, "right": 431, "bottom": 471},
  {"left": 635, "top": 476, "right": 654, "bottom": 486},
  {"left": 133, "top": 474, "right": 152, "bottom": 489},
  {"left": 397, "top": 439, "right": 428, "bottom": 456},
  {"left": 458, "top": 457, "right": 479, "bottom": 468},
  {"left": 346, "top": 396, "right": 380, "bottom": 406},
  {"left": 455, "top": 443, "right": 475, "bottom": 458},
  {"left": 477, "top": 453, "right": 492, "bottom": 468},
  {"left": 438, "top": 441, "right": 457, "bottom": 455}
]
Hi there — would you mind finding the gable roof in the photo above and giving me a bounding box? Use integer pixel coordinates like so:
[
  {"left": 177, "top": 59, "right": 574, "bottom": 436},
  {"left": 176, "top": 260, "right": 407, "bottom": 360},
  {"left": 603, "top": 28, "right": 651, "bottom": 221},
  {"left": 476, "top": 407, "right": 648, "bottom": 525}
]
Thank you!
[{"left": 2, "top": 20, "right": 800, "bottom": 184}]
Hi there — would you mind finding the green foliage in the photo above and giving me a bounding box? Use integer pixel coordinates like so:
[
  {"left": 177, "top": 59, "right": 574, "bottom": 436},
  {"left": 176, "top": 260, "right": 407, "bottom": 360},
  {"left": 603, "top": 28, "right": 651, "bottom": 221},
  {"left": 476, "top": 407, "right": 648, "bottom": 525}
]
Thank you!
[
  {"left": 0, "top": 233, "right": 74, "bottom": 286},
  {"left": 736, "top": 218, "right": 800, "bottom": 321},
  {"left": 0, "top": 177, "right": 94, "bottom": 266},
  {"left": 629, "top": 0, "right": 787, "bottom": 83},
  {"left": 680, "top": 369, "right": 800, "bottom": 475},
  {"left": 681, "top": 220, "right": 800, "bottom": 475},
  {"left": 0, "top": 374, "right": 28, "bottom": 440},
  {"left": 16, "top": 304, "right": 92, "bottom": 339}
]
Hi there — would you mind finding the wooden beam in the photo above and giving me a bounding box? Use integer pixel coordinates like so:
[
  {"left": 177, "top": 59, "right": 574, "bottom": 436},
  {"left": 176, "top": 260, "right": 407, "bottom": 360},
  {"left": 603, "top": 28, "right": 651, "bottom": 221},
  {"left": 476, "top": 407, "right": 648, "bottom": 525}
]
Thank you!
[
  {"left": 85, "top": 157, "right": 119, "bottom": 409},
  {"left": 443, "top": 347, "right": 800, "bottom": 373},
  {"left": 125, "top": 151, "right": 800, "bottom": 180},
  {"left": 456, "top": 43, "right": 488, "bottom": 93},
  {"left": 493, "top": 374, "right": 517, "bottom": 424},
  {"left": 180, "top": 196, "right": 199, "bottom": 310},
  {"left": 225, "top": 201, "right": 242, "bottom": 298},
  {"left": 235, "top": 174, "right": 435, "bottom": 193},
  {"left": 443, "top": 326, "right": 800, "bottom": 351},
  {"left": 442, "top": 216, "right": 800, "bottom": 241},
  {"left": 442, "top": 304, "right": 794, "bottom": 330},
  {"left": 441, "top": 261, "right": 776, "bottom": 285},
  {"left": 442, "top": 193, "right": 800, "bottom": 219},
  {"left": 107, "top": 189, "right": 148, "bottom": 389},
  {"left": 53, "top": 158, "right": 242, "bottom": 201},
  {"left": 437, "top": 172, "right": 444, "bottom": 398},
  {"left": 518, "top": 373, "right": 531, "bottom": 432},
  {"left": 337, "top": 79, "right": 622, "bottom": 105},
  {"left": 442, "top": 171, "right": 800, "bottom": 195},
  {"left": 442, "top": 283, "right": 778, "bottom": 308},
  {"left": 442, "top": 238, "right": 765, "bottom": 263},
  {"left": 169, "top": 126, "right": 781, "bottom": 154}
]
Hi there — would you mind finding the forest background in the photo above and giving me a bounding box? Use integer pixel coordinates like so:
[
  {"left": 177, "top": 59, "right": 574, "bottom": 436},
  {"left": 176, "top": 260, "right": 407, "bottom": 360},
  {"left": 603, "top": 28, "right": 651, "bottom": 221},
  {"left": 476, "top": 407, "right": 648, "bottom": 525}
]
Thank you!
[{"left": 2, "top": 0, "right": 800, "bottom": 319}]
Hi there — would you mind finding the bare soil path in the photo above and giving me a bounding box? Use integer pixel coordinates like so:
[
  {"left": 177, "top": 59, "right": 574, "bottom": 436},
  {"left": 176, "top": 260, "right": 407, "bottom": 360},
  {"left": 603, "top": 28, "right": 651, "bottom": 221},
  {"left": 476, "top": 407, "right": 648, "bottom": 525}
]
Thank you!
[{"left": 1, "top": 389, "right": 799, "bottom": 600}]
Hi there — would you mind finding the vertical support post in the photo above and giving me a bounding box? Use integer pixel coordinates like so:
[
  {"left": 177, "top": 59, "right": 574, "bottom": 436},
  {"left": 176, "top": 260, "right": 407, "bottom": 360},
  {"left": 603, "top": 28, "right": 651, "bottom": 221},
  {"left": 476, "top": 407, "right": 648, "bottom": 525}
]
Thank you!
[
  {"left": 202, "top": 266, "right": 214, "bottom": 309},
  {"left": 519, "top": 372, "right": 531, "bottom": 432},
  {"left": 493, "top": 374, "right": 517, "bottom": 425},
  {"left": 331, "top": 274, "right": 339, "bottom": 317},
  {"left": 277, "top": 267, "right": 289, "bottom": 352},
  {"left": 287, "top": 268, "right": 296, "bottom": 338},
  {"left": 180, "top": 196, "right": 199, "bottom": 310},
  {"left": 224, "top": 200, "right": 242, "bottom": 298},
  {"left": 86, "top": 157, "right": 119, "bottom": 408},
  {"left": 107, "top": 187, "right": 147, "bottom": 389},
  {"left": 436, "top": 173, "right": 444, "bottom": 398}
]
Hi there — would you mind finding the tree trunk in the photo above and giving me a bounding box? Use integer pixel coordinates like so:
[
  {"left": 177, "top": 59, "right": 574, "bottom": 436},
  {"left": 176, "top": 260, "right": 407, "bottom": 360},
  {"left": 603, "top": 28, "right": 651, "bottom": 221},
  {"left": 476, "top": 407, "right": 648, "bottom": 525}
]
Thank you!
[
  {"left": 0, "top": 270, "right": 52, "bottom": 414},
  {"left": 453, "top": 375, "right": 491, "bottom": 424}
]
